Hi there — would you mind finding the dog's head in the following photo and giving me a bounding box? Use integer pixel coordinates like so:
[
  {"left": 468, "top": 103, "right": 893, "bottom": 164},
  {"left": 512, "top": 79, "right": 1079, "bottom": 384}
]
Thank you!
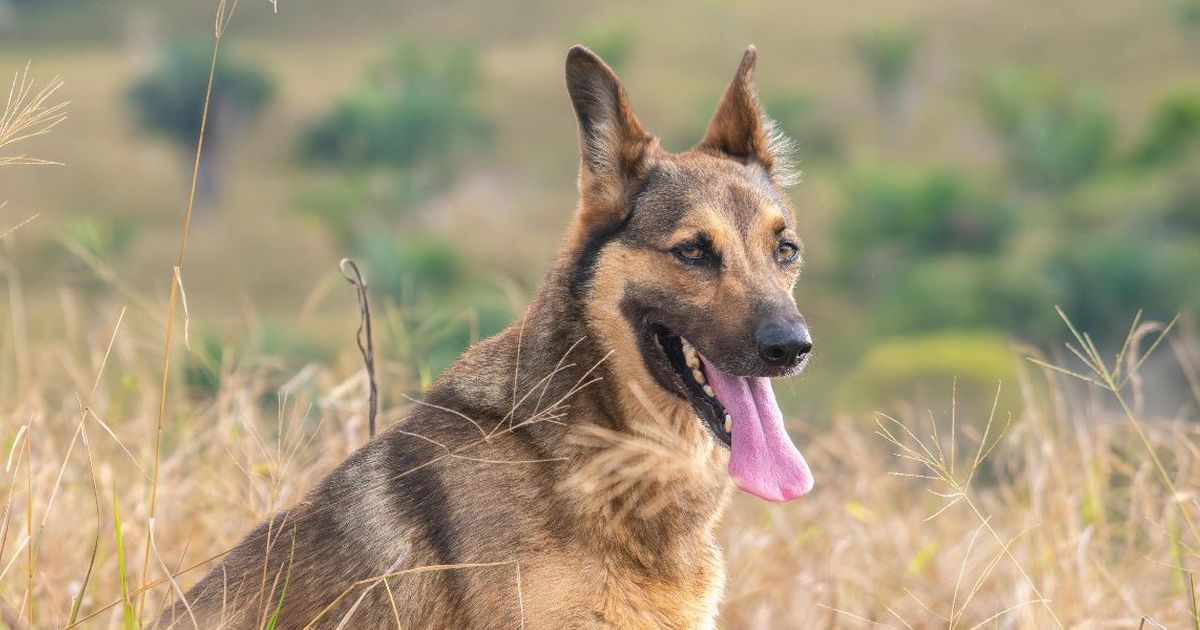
[{"left": 562, "top": 46, "right": 814, "bottom": 502}]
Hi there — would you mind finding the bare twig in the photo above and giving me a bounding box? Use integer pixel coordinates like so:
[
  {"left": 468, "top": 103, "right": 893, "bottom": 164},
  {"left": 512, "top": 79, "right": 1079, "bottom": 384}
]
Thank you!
[{"left": 340, "top": 259, "right": 378, "bottom": 439}]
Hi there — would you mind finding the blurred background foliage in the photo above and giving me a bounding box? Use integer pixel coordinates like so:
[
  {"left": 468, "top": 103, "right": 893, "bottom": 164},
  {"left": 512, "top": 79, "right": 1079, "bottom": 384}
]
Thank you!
[{"left": 0, "top": 0, "right": 1197, "bottom": 421}]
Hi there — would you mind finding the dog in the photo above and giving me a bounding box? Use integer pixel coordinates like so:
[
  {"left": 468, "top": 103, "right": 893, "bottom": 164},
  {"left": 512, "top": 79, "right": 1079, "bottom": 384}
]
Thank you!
[{"left": 162, "top": 44, "right": 815, "bottom": 629}]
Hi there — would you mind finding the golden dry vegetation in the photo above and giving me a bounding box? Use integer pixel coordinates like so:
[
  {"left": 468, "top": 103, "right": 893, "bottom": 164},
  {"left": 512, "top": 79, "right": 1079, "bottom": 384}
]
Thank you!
[{"left": 2, "top": 0, "right": 1199, "bottom": 628}]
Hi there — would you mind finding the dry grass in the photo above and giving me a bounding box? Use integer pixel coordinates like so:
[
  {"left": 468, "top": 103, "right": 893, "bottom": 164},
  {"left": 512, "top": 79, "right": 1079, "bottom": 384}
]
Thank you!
[
  {"left": 2, "top": 9, "right": 1197, "bottom": 627},
  {"left": 715, "top": 319, "right": 1200, "bottom": 629},
  {"left": 0, "top": 64, "right": 67, "bottom": 244},
  {"left": 0, "top": 283, "right": 1197, "bottom": 628},
  {"left": 0, "top": 64, "right": 68, "bottom": 168}
]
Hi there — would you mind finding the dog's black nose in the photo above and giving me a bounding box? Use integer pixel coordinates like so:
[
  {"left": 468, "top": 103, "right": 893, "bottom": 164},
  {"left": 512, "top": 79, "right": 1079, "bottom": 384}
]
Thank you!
[{"left": 756, "top": 324, "right": 812, "bottom": 367}]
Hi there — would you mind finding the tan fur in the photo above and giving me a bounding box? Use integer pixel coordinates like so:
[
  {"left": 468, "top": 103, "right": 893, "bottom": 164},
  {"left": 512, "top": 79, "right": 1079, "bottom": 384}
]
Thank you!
[{"left": 161, "top": 45, "right": 806, "bottom": 629}]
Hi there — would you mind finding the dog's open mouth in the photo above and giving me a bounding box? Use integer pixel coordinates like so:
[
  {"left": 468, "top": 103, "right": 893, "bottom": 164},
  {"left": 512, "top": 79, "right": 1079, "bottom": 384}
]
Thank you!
[
  {"left": 653, "top": 327, "right": 814, "bottom": 502},
  {"left": 657, "top": 330, "right": 732, "bottom": 447}
]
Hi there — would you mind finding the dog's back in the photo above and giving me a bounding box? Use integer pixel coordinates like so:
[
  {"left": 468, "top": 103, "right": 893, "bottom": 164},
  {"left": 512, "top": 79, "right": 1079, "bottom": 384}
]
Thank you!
[
  {"left": 164, "top": 341, "right": 570, "bottom": 627},
  {"left": 163, "top": 326, "right": 725, "bottom": 629}
]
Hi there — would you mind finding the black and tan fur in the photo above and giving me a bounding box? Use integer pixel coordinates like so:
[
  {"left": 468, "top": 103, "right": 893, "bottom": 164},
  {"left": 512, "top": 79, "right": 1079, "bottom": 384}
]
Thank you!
[{"left": 162, "top": 45, "right": 811, "bottom": 629}]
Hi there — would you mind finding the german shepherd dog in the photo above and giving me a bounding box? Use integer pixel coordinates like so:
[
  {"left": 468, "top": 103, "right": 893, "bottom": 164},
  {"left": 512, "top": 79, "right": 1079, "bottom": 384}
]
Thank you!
[{"left": 163, "top": 45, "right": 814, "bottom": 629}]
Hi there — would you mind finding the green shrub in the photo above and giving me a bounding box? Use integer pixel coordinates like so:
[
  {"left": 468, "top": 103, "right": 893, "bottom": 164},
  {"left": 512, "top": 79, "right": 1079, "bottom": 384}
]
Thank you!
[
  {"left": 378, "top": 282, "right": 515, "bottom": 386},
  {"left": 981, "top": 68, "right": 1114, "bottom": 192},
  {"left": 1043, "top": 234, "right": 1195, "bottom": 336},
  {"left": 852, "top": 23, "right": 923, "bottom": 114},
  {"left": 1169, "top": 0, "right": 1200, "bottom": 29},
  {"left": 59, "top": 216, "right": 138, "bottom": 259},
  {"left": 835, "top": 331, "right": 1022, "bottom": 417},
  {"left": 301, "top": 44, "right": 490, "bottom": 171},
  {"left": 836, "top": 168, "right": 1013, "bottom": 277},
  {"left": 870, "top": 255, "right": 1055, "bottom": 336},
  {"left": 184, "top": 334, "right": 226, "bottom": 396},
  {"left": 293, "top": 177, "right": 371, "bottom": 249},
  {"left": 1160, "top": 165, "right": 1200, "bottom": 232},
  {"left": 54, "top": 216, "right": 141, "bottom": 292},
  {"left": 254, "top": 319, "right": 331, "bottom": 367},
  {"left": 1133, "top": 87, "right": 1200, "bottom": 168},
  {"left": 128, "top": 40, "right": 273, "bottom": 147},
  {"left": 360, "top": 235, "right": 469, "bottom": 304}
]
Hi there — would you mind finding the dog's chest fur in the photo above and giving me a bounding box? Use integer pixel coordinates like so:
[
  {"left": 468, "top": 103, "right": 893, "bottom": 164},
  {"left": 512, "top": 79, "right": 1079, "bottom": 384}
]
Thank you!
[
  {"left": 515, "top": 528, "right": 726, "bottom": 629},
  {"left": 166, "top": 284, "right": 734, "bottom": 629}
]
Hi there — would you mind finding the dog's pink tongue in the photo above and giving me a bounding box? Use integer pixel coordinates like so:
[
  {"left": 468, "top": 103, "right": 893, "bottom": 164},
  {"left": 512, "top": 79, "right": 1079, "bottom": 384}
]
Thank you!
[{"left": 702, "top": 358, "right": 813, "bottom": 502}]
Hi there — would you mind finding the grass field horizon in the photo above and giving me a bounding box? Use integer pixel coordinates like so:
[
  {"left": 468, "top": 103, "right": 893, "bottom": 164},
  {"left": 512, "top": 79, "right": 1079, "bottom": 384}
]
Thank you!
[{"left": 2, "top": 0, "right": 1199, "bottom": 627}]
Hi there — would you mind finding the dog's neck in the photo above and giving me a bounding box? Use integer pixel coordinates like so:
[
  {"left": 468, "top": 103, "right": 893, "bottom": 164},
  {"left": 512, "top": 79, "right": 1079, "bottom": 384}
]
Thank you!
[{"left": 517, "top": 260, "right": 730, "bottom": 530}]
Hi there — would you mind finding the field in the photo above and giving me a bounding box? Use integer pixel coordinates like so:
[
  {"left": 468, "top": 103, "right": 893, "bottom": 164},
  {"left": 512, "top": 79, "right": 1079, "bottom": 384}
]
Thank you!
[{"left": 2, "top": 0, "right": 1200, "bottom": 627}]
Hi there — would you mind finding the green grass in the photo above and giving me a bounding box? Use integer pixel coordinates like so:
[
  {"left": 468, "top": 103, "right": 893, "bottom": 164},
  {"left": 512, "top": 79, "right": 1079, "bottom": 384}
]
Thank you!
[{"left": 112, "top": 487, "right": 136, "bottom": 630}]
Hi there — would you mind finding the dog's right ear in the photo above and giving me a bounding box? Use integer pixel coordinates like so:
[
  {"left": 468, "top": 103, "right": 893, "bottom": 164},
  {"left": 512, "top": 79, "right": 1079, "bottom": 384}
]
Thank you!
[{"left": 565, "top": 46, "right": 654, "bottom": 215}]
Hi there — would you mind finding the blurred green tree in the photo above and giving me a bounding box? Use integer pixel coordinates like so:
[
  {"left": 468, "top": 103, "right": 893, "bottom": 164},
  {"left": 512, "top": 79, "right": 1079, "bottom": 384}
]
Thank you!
[
  {"left": 128, "top": 41, "right": 273, "bottom": 201},
  {"left": 852, "top": 23, "right": 923, "bottom": 136},
  {"left": 981, "top": 69, "right": 1114, "bottom": 192},
  {"left": 360, "top": 235, "right": 469, "bottom": 303},
  {"left": 1168, "top": 0, "right": 1200, "bottom": 33},
  {"left": 301, "top": 44, "right": 489, "bottom": 172},
  {"left": 296, "top": 41, "right": 497, "bottom": 345},
  {"left": 1044, "top": 232, "right": 1196, "bottom": 336},
  {"left": 297, "top": 43, "right": 491, "bottom": 266},
  {"left": 59, "top": 216, "right": 138, "bottom": 260},
  {"left": 834, "top": 330, "right": 1022, "bottom": 416},
  {"left": 836, "top": 168, "right": 1013, "bottom": 269},
  {"left": 1133, "top": 87, "right": 1200, "bottom": 167},
  {"left": 183, "top": 333, "right": 226, "bottom": 396}
]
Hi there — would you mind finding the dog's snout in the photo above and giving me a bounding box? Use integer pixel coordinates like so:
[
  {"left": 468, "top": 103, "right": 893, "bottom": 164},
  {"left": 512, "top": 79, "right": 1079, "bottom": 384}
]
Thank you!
[{"left": 755, "top": 323, "right": 812, "bottom": 367}]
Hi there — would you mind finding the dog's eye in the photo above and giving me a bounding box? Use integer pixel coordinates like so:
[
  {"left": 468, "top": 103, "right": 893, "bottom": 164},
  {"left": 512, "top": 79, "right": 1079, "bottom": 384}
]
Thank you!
[
  {"left": 673, "top": 244, "right": 710, "bottom": 265},
  {"left": 777, "top": 241, "right": 800, "bottom": 263}
]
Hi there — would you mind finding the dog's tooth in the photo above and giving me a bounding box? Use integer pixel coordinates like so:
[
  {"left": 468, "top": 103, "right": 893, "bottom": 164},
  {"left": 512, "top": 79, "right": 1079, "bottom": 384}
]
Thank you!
[
  {"left": 703, "top": 384, "right": 715, "bottom": 397},
  {"left": 724, "top": 414, "right": 732, "bottom": 434},
  {"left": 685, "top": 354, "right": 699, "bottom": 369},
  {"left": 692, "top": 369, "right": 706, "bottom": 384}
]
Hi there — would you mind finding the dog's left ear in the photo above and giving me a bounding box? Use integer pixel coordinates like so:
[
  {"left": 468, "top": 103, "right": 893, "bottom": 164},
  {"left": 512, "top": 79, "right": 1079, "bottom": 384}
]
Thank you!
[
  {"left": 565, "top": 45, "right": 655, "bottom": 218},
  {"left": 697, "top": 46, "right": 795, "bottom": 186}
]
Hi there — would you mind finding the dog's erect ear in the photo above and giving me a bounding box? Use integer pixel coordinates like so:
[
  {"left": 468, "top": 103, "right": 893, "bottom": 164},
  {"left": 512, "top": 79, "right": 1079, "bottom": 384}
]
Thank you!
[
  {"left": 697, "top": 46, "right": 796, "bottom": 186},
  {"left": 565, "top": 46, "right": 654, "bottom": 211}
]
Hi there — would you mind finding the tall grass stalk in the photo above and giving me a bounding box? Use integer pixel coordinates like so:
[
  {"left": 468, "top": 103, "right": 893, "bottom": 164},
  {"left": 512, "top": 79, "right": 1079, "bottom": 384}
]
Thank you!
[
  {"left": 1029, "top": 308, "right": 1200, "bottom": 551},
  {"left": 113, "top": 487, "right": 135, "bottom": 630},
  {"left": 137, "top": 0, "right": 239, "bottom": 619},
  {"left": 875, "top": 384, "right": 1065, "bottom": 629}
]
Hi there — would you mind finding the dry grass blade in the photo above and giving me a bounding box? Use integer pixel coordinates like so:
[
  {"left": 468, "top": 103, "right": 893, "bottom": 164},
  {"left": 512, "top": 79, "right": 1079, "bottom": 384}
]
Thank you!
[
  {"left": 874, "top": 385, "right": 1063, "bottom": 628},
  {"left": 148, "top": 519, "right": 198, "bottom": 630},
  {"left": 1190, "top": 571, "right": 1199, "bottom": 630},
  {"left": 138, "top": 4, "right": 231, "bottom": 616},
  {"left": 334, "top": 547, "right": 408, "bottom": 630},
  {"left": 66, "top": 424, "right": 101, "bottom": 626},
  {"left": 0, "top": 213, "right": 39, "bottom": 241},
  {"left": 0, "top": 64, "right": 68, "bottom": 166},
  {"left": 302, "top": 560, "right": 519, "bottom": 630},
  {"left": 816, "top": 603, "right": 902, "bottom": 628},
  {"left": 1036, "top": 310, "right": 1200, "bottom": 551}
]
